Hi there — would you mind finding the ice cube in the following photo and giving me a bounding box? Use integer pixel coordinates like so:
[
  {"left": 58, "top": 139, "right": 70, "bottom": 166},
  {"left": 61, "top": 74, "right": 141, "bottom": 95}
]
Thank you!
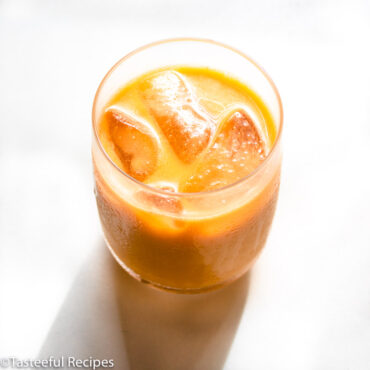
[
  {"left": 182, "top": 108, "right": 267, "bottom": 192},
  {"left": 105, "top": 106, "right": 159, "bottom": 182},
  {"left": 141, "top": 71, "right": 214, "bottom": 163},
  {"left": 137, "top": 184, "right": 183, "bottom": 214}
]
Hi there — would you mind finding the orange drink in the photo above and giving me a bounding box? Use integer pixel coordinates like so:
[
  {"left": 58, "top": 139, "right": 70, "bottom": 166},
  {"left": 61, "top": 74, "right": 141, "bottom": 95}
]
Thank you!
[{"left": 92, "top": 39, "right": 283, "bottom": 292}]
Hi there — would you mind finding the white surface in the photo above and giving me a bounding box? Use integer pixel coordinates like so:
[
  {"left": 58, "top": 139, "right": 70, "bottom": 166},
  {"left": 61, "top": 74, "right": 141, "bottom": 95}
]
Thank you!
[{"left": 0, "top": 0, "right": 370, "bottom": 369}]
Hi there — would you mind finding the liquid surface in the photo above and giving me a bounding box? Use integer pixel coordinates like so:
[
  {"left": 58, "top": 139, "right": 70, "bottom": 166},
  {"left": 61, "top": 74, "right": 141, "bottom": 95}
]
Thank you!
[{"left": 99, "top": 66, "right": 276, "bottom": 193}]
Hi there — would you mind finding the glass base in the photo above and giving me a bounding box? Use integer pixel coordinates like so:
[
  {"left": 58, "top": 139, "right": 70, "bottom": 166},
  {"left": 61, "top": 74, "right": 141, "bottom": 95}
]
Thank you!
[{"left": 103, "top": 237, "right": 246, "bottom": 294}]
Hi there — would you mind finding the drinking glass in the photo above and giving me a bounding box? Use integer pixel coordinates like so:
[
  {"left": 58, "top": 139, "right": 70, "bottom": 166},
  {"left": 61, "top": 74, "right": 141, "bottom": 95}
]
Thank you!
[{"left": 92, "top": 38, "right": 283, "bottom": 293}]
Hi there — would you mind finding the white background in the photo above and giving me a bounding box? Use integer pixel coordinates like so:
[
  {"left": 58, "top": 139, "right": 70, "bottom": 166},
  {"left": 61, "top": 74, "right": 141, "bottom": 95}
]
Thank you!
[{"left": 0, "top": 0, "right": 370, "bottom": 369}]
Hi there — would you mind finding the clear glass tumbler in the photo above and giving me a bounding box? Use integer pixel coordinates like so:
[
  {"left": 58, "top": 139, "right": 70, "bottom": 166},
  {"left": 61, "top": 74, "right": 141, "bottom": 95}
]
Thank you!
[{"left": 92, "top": 38, "right": 283, "bottom": 293}]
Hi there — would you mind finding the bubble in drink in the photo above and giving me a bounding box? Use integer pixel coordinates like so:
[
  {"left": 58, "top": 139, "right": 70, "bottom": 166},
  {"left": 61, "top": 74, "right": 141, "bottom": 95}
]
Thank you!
[
  {"left": 141, "top": 71, "right": 214, "bottom": 163},
  {"left": 183, "top": 108, "right": 267, "bottom": 192},
  {"left": 105, "top": 107, "right": 159, "bottom": 182}
]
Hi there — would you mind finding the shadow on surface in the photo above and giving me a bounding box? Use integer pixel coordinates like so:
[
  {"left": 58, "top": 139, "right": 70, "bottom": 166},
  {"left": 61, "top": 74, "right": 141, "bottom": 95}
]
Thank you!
[{"left": 40, "top": 241, "right": 250, "bottom": 370}]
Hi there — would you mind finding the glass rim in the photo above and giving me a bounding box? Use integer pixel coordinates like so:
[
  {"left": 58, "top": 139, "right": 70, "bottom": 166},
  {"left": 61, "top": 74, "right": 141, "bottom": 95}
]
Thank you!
[{"left": 92, "top": 37, "right": 283, "bottom": 198}]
